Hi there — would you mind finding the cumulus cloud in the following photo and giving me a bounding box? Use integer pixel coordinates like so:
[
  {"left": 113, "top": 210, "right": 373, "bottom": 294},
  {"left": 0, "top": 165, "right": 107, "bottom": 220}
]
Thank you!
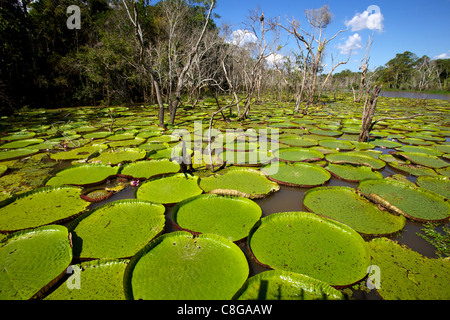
[
  {"left": 337, "top": 33, "right": 362, "bottom": 55},
  {"left": 345, "top": 6, "right": 384, "bottom": 32},
  {"left": 265, "top": 53, "right": 285, "bottom": 67},
  {"left": 433, "top": 50, "right": 450, "bottom": 60},
  {"left": 227, "top": 29, "right": 258, "bottom": 47}
]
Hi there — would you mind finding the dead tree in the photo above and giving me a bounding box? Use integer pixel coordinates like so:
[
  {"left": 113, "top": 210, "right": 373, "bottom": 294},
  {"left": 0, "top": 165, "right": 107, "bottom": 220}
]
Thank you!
[
  {"left": 356, "top": 36, "right": 374, "bottom": 103},
  {"left": 358, "top": 85, "right": 382, "bottom": 142}
]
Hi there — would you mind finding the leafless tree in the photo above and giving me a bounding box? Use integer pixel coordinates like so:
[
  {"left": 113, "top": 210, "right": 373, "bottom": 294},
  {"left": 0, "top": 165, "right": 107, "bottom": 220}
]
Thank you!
[
  {"left": 356, "top": 36, "right": 374, "bottom": 103},
  {"left": 358, "top": 84, "right": 382, "bottom": 142}
]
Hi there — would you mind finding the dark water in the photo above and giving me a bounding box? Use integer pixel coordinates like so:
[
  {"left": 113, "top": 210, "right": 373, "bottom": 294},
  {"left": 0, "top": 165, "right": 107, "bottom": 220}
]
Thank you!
[{"left": 380, "top": 91, "right": 450, "bottom": 101}]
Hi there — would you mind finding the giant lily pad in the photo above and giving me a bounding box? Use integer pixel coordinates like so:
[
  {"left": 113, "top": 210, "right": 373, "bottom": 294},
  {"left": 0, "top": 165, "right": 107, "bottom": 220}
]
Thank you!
[
  {"left": 199, "top": 167, "right": 279, "bottom": 199},
  {"left": 69, "top": 200, "right": 165, "bottom": 259},
  {"left": 0, "top": 148, "right": 40, "bottom": 161},
  {"left": 248, "top": 212, "right": 370, "bottom": 287},
  {"left": 0, "top": 138, "right": 44, "bottom": 149},
  {"left": 387, "top": 162, "right": 438, "bottom": 177},
  {"left": 276, "top": 147, "right": 324, "bottom": 163},
  {"left": 172, "top": 194, "right": 261, "bottom": 242},
  {"left": 233, "top": 270, "right": 344, "bottom": 300},
  {"left": 416, "top": 176, "right": 450, "bottom": 199},
  {"left": 398, "top": 152, "right": 449, "bottom": 169},
  {"left": 118, "top": 159, "right": 180, "bottom": 180},
  {"left": 0, "top": 225, "right": 73, "bottom": 300},
  {"left": 326, "top": 152, "right": 385, "bottom": 170},
  {"left": 278, "top": 136, "right": 318, "bottom": 147},
  {"left": 303, "top": 186, "right": 405, "bottom": 235},
  {"left": 45, "top": 259, "right": 129, "bottom": 300},
  {"left": 368, "top": 238, "right": 450, "bottom": 300},
  {"left": 358, "top": 179, "right": 450, "bottom": 222},
  {"left": 45, "top": 164, "right": 119, "bottom": 186},
  {"left": 89, "top": 148, "right": 147, "bottom": 165},
  {"left": 318, "top": 139, "right": 354, "bottom": 151},
  {"left": 261, "top": 162, "right": 331, "bottom": 187},
  {"left": 123, "top": 232, "right": 249, "bottom": 300},
  {"left": 396, "top": 145, "right": 443, "bottom": 157},
  {"left": 0, "top": 186, "right": 89, "bottom": 232},
  {"left": 325, "top": 163, "right": 383, "bottom": 182},
  {"left": 2, "top": 131, "right": 36, "bottom": 141},
  {"left": 50, "top": 144, "right": 106, "bottom": 161},
  {"left": 136, "top": 173, "right": 203, "bottom": 205}
]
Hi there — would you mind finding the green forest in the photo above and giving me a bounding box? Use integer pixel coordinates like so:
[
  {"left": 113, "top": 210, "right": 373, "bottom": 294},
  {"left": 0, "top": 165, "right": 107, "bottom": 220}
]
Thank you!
[{"left": 1, "top": 0, "right": 449, "bottom": 119}]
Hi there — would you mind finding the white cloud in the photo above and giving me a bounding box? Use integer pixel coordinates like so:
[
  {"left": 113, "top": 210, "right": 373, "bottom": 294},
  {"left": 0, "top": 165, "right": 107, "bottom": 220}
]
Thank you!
[
  {"left": 433, "top": 50, "right": 450, "bottom": 60},
  {"left": 265, "top": 53, "right": 285, "bottom": 67},
  {"left": 337, "top": 33, "right": 362, "bottom": 55},
  {"left": 345, "top": 6, "right": 384, "bottom": 32},
  {"left": 227, "top": 29, "right": 258, "bottom": 47}
]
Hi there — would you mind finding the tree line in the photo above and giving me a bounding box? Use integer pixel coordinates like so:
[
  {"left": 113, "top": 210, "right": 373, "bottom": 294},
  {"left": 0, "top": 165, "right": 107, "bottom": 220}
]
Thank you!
[{"left": 1, "top": 0, "right": 449, "bottom": 122}]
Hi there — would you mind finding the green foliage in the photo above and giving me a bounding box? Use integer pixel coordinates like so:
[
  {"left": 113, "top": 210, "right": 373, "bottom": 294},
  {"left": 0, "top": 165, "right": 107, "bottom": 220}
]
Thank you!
[{"left": 417, "top": 222, "right": 450, "bottom": 258}]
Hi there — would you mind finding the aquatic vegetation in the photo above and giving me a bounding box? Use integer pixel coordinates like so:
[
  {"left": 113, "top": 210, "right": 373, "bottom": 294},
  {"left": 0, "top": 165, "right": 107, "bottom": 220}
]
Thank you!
[
  {"left": 45, "top": 164, "right": 119, "bottom": 186},
  {"left": 262, "top": 161, "right": 331, "bottom": 187}
]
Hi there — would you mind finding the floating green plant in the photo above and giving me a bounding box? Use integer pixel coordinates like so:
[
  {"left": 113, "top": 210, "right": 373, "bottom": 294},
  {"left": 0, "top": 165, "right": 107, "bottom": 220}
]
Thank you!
[
  {"left": 262, "top": 161, "right": 331, "bottom": 187},
  {"left": 45, "top": 164, "right": 119, "bottom": 186}
]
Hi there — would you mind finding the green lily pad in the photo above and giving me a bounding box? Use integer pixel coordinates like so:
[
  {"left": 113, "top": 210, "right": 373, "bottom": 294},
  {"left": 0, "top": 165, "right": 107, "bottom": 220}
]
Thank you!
[
  {"left": 216, "top": 150, "right": 275, "bottom": 167},
  {"left": 358, "top": 179, "right": 450, "bottom": 222},
  {"left": 0, "top": 164, "right": 7, "bottom": 177},
  {"left": 0, "top": 225, "right": 73, "bottom": 300},
  {"left": 136, "top": 173, "right": 203, "bottom": 205},
  {"left": 233, "top": 270, "right": 345, "bottom": 300},
  {"left": 325, "top": 152, "right": 385, "bottom": 170},
  {"left": 278, "top": 136, "right": 318, "bottom": 147},
  {"left": 0, "top": 148, "right": 40, "bottom": 161},
  {"left": 123, "top": 232, "right": 249, "bottom": 300},
  {"left": 398, "top": 137, "right": 433, "bottom": 146},
  {"left": 325, "top": 163, "right": 383, "bottom": 182},
  {"left": 416, "top": 176, "right": 450, "bottom": 199},
  {"left": 371, "top": 139, "right": 402, "bottom": 148},
  {"left": 118, "top": 159, "right": 180, "bottom": 180},
  {"left": 0, "top": 186, "right": 89, "bottom": 232},
  {"left": 318, "top": 139, "right": 354, "bottom": 151},
  {"left": 82, "top": 131, "right": 111, "bottom": 140},
  {"left": 2, "top": 131, "right": 36, "bottom": 141},
  {"left": 248, "top": 212, "right": 370, "bottom": 287},
  {"left": 0, "top": 138, "right": 44, "bottom": 149},
  {"left": 45, "top": 164, "right": 119, "bottom": 187},
  {"left": 89, "top": 148, "right": 147, "bottom": 165},
  {"left": 396, "top": 145, "right": 443, "bottom": 157},
  {"left": 387, "top": 162, "right": 438, "bottom": 177},
  {"left": 433, "top": 144, "right": 450, "bottom": 154},
  {"left": 45, "top": 259, "right": 129, "bottom": 300},
  {"left": 199, "top": 167, "right": 279, "bottom": 199},
  {"left": 398, "top": 152, "right": 449, "bottom": 169},
  {"left": 107, "top": 132, "right": 136, "bottom": 141},
  {"left": 309, "top": 128, "right": 342, "bottom": 137},
  {"left": 50, "top": 144, "right": 106, "bottom": 161},
  {"left": 261, "top": 162, "right": 331, "bottom": 187},
  {"left": 368, "top": 238, "right": 450, "bottom": 300},
  {"left": 172, "top": 194, "right": 261, "bottom": 242},
  {"left": 69, "top": 200, "right": 165, "bottom": 259},
  {"left": 276, "top": 147, "right": 324, "bottom": 163},
  {"left": 303, "top": 186, "right": 405, "bottom": 235}
]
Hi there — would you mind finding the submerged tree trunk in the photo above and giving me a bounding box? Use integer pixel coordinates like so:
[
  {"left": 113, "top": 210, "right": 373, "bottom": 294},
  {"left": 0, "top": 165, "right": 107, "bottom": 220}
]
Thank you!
[{"left": 358, "top": 85, "right": 382, "bottom": 142}]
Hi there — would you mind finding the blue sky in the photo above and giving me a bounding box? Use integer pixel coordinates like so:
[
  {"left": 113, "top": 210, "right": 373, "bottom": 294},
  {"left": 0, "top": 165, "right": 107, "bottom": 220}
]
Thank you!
[{"left": 214, "top": 0, "right": 450, "bottom": 73}]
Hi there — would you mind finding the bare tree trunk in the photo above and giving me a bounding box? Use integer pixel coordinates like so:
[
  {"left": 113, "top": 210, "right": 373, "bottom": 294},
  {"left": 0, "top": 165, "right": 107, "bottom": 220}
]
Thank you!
[{"left": 358, "top": 85, "right": 382, "bottom": 142}]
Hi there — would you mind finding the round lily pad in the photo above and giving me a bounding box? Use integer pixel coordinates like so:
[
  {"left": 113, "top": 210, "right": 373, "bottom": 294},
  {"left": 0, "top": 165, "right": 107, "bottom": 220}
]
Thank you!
[
  {"left": 416, "top": 176, "right": 450, "bottom": 199},
  {"left": 0, "top": 148, "right": 40, "bottom": 161},
  {"left": 172, "top": 194, "right": 262, "bottom": 242},
  {"left": 0, "top": 186, "right": 90, "bottom": 232},
  {"left": 396, "top": 145, "right": 443, "bottom": 157},
  {"left": 124, "top": 232, "right": 249, "bottom": 300},
  {"left": 358, "top": 179, "right": 450, "bottom": 222},
  {"left": 248, "top": 212, "right": 370, "bottom": 287},
  {"left": 0, "top": 225, "right": 73, "bottom": 300},
  {"left": 118, "top": 159, "right": 180, "bottom": 180},
  {"left": 69, "top": 200, "right": 165, "bottom": 259},
  {"left": 0, "top": 138, "right": 44, "bottom": 149},
  {"left": 216, "top": 150, "right": 275, "bottom": 167},
  {"left": 45, "top": 164, "right": 119, "bottom": 187},
  {"left": 326, "top": 152, "right": 385, "bottom": 170},
  {"left": 303, "top": 186, "right": 405, "bottom": 235},
  {"left": 398, "top": 152, "right": 449, "bottom": 169},
  {"left": 261, "top": 162, "right": 331, "bottom": 187},
  {"left": 318, "top": 139, "right": 354, "bottom": 151},
  {"left": 199, "top": 167, "right": 280, "bottom": 199},
  {"left": 278, "top": 136, "right": 318, "bottom": 147},
  {"left": 50, "top": 144, "right": 106, "bottom": 161},
  {"left": 82, "top": 131, "right": 111, "bottom": 140},
  {"left": 325, "top": 163, "right": 383, "bottom": 182},
  {"left": 233, "top": 270, "right": 344, "bottom": 300},
  {"left": 276, "top": 147, "right": 324, "bottom": 163},
  {"left": 45, "top": 259, "right": 129, "bottom": 300},
  {"left": 89, "top": 148, "right": 147, "bottom": 165},
  {"left": 136, "top": 173, "right": 203, "bottom": 205},
  {"left": 371, "top": 139, "right": 402, "bottom": 148},
  {"left": 368, "top": 237, "right": 450, "bottom": 300},
  {"left": 2, "top": 131, "right": 36, "bottom": 141},
  {"left": 387, "top": 162, "right": 438, "bottom": 177}
]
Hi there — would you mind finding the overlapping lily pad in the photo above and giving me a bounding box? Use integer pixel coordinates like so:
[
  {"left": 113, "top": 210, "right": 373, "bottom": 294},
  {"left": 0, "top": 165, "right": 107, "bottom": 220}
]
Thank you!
[
  {"left": 303, "top": 186, "right": 405, "bottom": 235},
  {"left": 248, "top": 212, "right": 370, "bottom": 287},
  {"left": 326, "top": 152, "right": 385, "bottom": 170},
  {"left": 172, "top": 194, "right": 261, "bottom": 242},
  {"left": 199, "top": 167, "right": 279, "bottom": 199},
  {"left": 358, "top": 179, "right": 450, "bottom": 222},
  {"left": 416, "top": 176, "right": 450, "bottom": 199},
  {"left": 276, "top": 147, "right": 324, "bottom": 163},
  {"left": 261, "top": 162, "right": 331, "bottom": 187},
  {"left": 69, "top": 200, "right": 165, "bottom": 259},
  {"left": 278, "top": 136, "right": 318, "bottom": 147},
  {"left": 118, "top": 159, "right": 180, "bottom": 180},
  {"left": 368, "top": 238, "right": 450, "bottom": 300},
  {"left": 136, "top": 173, "right": 203, "bottom": 205},
  {"left": 89, "top": 148, "right": 147, "bottom": 165},
  {"left": 45, "top": 164, "right": 119, "bottom": 186},
  {"left": 0, "top": 148, "right": 40, "bottom": 161},
  {"left": 0, "top": 225, "right": 73, "bottom": 300},
  {"left": 318, "top": 139, "right": 354, "bottom": 151},
  {"left": 325, "top": 163, "right": 383, "bottom": 182},
  {"left": 398, "top": 152, "right": 449, "bottom": 169},
  {"left": 0, "top": 138, "right": 44, "bottom": 149},
  {"left": 0, "top": 186, "right": 89, "bottom": 232},
  {"left": 123, "top": 232, "right": 249, "bottom": 300},
  {"left": 50, "top": 144, "right": 106, "bottom": 161},
  {"left": 233, "top": 270, "right": 345, "bottom": 300}
]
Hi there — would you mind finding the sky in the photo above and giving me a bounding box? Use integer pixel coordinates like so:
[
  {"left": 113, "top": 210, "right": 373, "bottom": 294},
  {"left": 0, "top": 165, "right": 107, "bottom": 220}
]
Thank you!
[{"left": 214, "top": 0, "right": 450, "bottom": 73}]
